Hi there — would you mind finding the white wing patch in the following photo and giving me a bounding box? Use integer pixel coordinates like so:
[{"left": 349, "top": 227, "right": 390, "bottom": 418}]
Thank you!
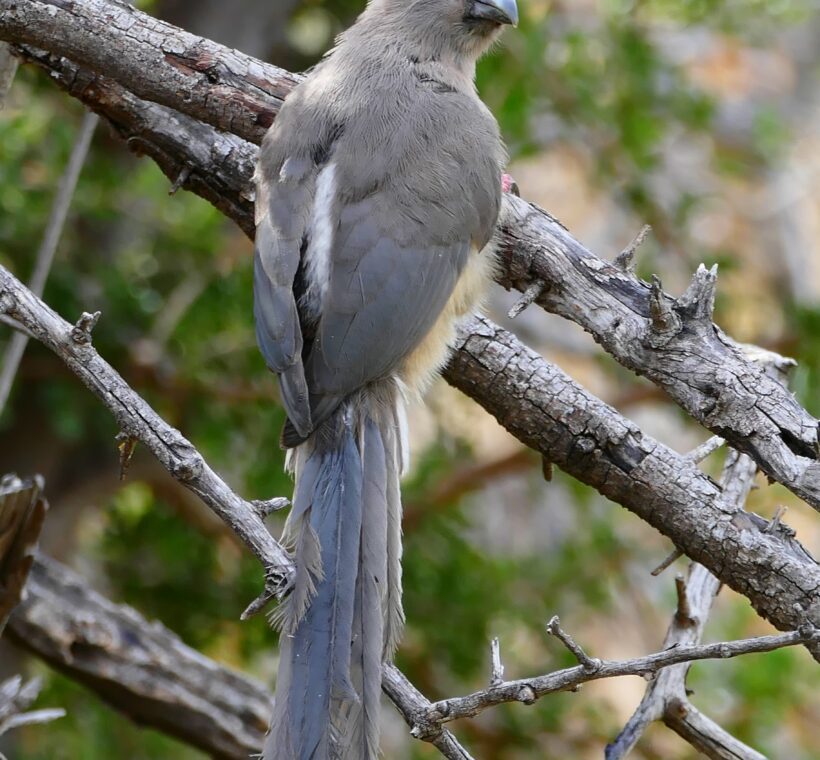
[{"left": 303, "top": 163, "right": 337, "bottom": 313}]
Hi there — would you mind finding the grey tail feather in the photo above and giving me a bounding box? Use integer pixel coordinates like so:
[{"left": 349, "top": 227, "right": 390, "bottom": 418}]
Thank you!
[{"left": 263, "top": 382, "right": 406, "bottom": 760}]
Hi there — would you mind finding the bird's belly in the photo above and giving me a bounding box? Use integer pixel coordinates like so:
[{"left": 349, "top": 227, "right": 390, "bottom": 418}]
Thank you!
[{"left": 399, "top": 242, "right": 497, "bottom": 396}]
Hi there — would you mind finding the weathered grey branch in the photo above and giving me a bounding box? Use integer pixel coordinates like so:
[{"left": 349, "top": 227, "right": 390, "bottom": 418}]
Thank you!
[
  {"left": 381, "top": 666, "right": 477, "bottom": 760},
  {"left": 403, "top": 618, "right": 817, "bottom": 733},
  {"left": 607, "top": 450, "right": 765, "bottom": 760},
  {"left": 10, "top": 554, "right": 810, "bottom": 759},
  {"left": 9, "top": 555, "right": 473, "bottom": 759},
  {"left": 0, "top": 264, "right": 294, "bottom": 613},
  {"left": 0, "top": 110, "right": 98, "bottom": 414},
  {"left": 3, "top": 0, "right": 818, "bottom": 510}
]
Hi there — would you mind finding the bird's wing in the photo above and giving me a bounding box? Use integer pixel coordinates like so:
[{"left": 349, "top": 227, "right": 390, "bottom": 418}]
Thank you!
[
  {"left": 253, "top": 154, "right": 316, "bottom": 438},
  {"left": 304, "top": 185, "right": 473, "bottom": 421}
]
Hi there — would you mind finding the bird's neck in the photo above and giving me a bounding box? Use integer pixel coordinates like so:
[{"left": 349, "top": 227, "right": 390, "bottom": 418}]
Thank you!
[{"left": 344, "top": 4, "right": 481, "bottom": 83}]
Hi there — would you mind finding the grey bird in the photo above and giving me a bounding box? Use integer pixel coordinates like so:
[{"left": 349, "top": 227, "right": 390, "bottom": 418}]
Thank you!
[{"left": 254, "top": 0, "right": 517, "bottom": 757}]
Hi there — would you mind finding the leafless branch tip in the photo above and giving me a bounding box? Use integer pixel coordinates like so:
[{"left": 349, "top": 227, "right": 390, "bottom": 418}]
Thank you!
[
  {"left": 614, "top": 224, "right": 651, "bottom": 272},
  {"left": 546, "top": 615, "right": 601, "bottom": 673}
]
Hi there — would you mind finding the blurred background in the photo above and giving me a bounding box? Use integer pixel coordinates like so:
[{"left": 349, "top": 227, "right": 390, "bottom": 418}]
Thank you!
[{"left": 2, "top": 0, "right": 819, "bottom": 757}]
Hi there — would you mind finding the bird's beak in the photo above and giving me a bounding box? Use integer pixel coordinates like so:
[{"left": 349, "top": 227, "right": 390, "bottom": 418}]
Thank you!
[{"left": 466, "top": 0, "right": 519, "bottom": 27}]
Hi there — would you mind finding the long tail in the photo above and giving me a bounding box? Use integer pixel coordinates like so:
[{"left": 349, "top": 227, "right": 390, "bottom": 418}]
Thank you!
[{"left": 263, "top": 382, "right": 405, "bottom": 760}]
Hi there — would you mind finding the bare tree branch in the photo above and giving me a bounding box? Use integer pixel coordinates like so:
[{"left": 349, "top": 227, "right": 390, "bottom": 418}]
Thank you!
[
  {"left": 0, "top": 265, "right": 294, "bottom": 614},
  {"left": 401, "top": 619, "right": 817, "bottom": 733},
  {"left": 8, "top": 554, "right": 274, "bottom": 759},
  {"left": 10, "top": 555, "right": 809, "bottom": 760},
  {"left": 2, "top": 0, "right": 818, "bottom": 510},
  {"left": 446, "top": 316, "right": 820, "bottom": 661},
  {"left": 0, "top": 110, "right": 98, "bottom": 414}
]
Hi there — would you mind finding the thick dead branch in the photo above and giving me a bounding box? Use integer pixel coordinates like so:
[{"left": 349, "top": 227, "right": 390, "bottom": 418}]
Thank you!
[
  {"left": 3, "top": 0, "right": 818, "bottom": 510},
  {"left": 9, "top": 556, "right": 472, "bottom": 760},
  {"left": 0, "top": 265, "right": 294, "bottom": 613},
  {"left": 0, "top": 0, "right": 297, "bottom": 144},
  {"left": 8, "top": 555, "right": 274, "bottom": 758}
]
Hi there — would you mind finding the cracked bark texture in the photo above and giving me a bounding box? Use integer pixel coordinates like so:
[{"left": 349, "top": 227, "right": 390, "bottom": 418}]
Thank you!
[
  {"left": 3, "top": 259, "right": 819, "bottom": 664},
  {"left": 445, "top": 317, "right": 820, "bottom": 660},
  {"left": 2, "top": 0, "right": 818, "bottom": 510}
]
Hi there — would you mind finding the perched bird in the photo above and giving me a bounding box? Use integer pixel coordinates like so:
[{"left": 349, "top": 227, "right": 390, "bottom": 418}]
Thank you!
[{"left": 254, "top": 0, "right": 517, "bottom": 757}]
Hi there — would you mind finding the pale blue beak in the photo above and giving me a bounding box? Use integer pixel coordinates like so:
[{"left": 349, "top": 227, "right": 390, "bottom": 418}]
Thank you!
[{"left": 467, "top": 0, "right": 519, "bottom": 27}]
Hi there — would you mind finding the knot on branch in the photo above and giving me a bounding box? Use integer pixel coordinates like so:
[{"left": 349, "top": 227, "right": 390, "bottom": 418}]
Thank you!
[
  {"left": 171, "top": 455, "right": 202, "bottom": 482},
  {"left": 70, "top": 311, "right": 101, "bottom": 344},
  {"left": 0, "top": 293, "right": 15, "bottom": 315},
  {"left": 410, "top": 712, "right": 443, "bottom": 741}
]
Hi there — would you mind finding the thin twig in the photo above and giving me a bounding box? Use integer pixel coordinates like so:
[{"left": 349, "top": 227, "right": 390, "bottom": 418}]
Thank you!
[
  {"left": 546, "top": 615, "right": 601, "bottom": 673},
  {"left": 0, "top": 110, "right": 98, "bottom": 414},
  {"left": 490, "top": 637, "right": 505, "bottom": 687},
  {"left": 614, "top": 224, "right": 651, "bottom": 272},
  {"left": 651, "top": 547, "right": 684, "bottom": 577},
  {"left": 507, "top": 280, "right": 545, "bottom": 319},
  {"left": 419, "top": 625, "right": 817, "bottom": 729}
]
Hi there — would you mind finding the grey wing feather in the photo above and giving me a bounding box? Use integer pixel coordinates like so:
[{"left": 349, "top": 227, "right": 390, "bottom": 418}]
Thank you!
[
  {"left": 253, "top": 159, "right": 315, "bottom": 437},
  {"left": 306, "top": 194, "right": 470, "bottom": 401}
]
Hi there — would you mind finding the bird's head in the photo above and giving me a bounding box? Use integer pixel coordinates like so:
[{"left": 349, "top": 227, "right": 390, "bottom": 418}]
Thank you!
[{"left": 366, "top": 0, "right": 518, "bottom": 60}]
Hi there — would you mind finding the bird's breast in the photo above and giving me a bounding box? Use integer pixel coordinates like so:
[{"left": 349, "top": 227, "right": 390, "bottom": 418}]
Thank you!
[{"left": 399, "top": 241, "right": 497, "bottom": 396}]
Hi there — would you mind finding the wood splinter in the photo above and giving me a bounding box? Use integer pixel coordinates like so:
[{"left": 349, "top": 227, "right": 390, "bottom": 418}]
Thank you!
[{"left": 508, "top": 280, "right": 546, "bottom": 320}]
